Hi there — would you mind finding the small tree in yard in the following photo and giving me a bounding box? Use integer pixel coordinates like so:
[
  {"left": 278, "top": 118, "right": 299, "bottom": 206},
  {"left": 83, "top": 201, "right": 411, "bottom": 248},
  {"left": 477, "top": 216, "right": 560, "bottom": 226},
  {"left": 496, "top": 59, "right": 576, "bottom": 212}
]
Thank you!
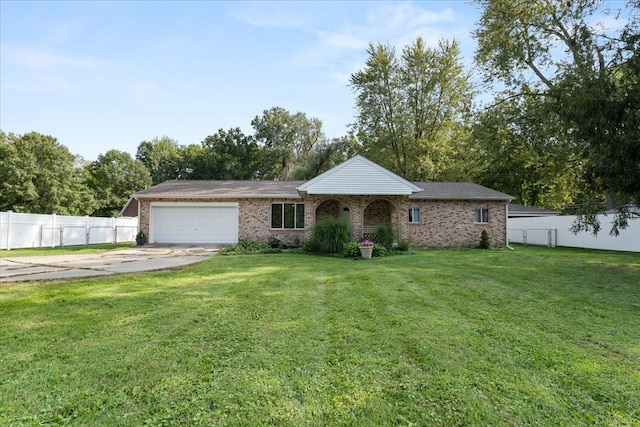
[{"left": 479, "top": 229, "right": 490, "bottom": 249}]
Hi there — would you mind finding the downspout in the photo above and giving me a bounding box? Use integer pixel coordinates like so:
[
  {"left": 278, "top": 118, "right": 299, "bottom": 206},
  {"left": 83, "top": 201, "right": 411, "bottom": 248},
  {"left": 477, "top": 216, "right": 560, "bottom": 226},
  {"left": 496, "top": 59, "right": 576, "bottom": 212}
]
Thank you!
[
  {"left": 505, "top": 201, "right": 514, "bottom": 250},
  {"left": 136, "top": 197, "right": 141, "bottom": 236}
]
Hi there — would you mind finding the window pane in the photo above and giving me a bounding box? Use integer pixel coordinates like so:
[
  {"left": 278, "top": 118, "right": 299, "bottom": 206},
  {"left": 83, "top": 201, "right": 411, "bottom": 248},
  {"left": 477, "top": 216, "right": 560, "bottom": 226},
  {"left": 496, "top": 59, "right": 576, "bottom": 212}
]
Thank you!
[
  {"left": 271, "top": 204, "right": 283, "bottom": 228},
  {"left": 475, "top": 208, "right": 489, "bottom": 223},
  {"left": 409, "top": 208, "right": 421, "bottom": 223},
  {"left": 295, "top": 204, "right": 305, "bottom": 228},
  {"left": 284, "top": 203, "right": 295, "bottom": 229}
]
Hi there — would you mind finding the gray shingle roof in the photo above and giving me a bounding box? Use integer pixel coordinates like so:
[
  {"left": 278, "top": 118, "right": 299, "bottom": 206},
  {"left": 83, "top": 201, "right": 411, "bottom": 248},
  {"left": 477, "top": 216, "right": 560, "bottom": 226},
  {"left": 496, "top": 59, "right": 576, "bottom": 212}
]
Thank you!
[
  {"left": 133, "top": 180, "right": 512, "bottom": 201},
  {"left": 410, "top": 182, "right": 512, "bottom": 200},
  {"left": 134, "top": 180, "right": 305, "bottom": 199}
]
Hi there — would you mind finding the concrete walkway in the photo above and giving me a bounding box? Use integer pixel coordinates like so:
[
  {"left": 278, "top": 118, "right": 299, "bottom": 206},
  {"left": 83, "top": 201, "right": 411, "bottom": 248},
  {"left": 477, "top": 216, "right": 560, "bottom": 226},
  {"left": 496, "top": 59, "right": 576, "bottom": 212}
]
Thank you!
[{"left": 0, "top": 245, "right": 219, "bottom": 283}]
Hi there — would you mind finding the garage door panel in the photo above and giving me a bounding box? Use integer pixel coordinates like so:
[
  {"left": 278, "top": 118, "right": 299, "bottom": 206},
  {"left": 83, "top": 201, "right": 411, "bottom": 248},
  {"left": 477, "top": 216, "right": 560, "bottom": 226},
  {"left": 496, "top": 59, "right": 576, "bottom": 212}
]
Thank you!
[{"left": 151, "top": 204, "right": 238, "bottom": 244}]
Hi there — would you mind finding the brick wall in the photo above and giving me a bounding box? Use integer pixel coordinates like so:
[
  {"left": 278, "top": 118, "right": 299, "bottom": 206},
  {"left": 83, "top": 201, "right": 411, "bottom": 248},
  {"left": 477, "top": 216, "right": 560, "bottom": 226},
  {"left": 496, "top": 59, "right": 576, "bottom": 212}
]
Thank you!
[
  {"left": 138, "top": 197, "right": 507, "bottom": 247},
  {"left": 405, "top": 200, "right": 506, "bottom": 247},
  {"left": 238, "top": 199, "right": 306, "bottom": 244}
]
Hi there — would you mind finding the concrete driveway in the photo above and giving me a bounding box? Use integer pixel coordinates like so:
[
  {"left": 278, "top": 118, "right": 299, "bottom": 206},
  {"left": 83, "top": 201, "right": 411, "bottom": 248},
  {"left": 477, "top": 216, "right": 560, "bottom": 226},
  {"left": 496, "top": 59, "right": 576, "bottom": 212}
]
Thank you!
[{"left": 0, "top": 245, "right": 219, "bottom": 283}]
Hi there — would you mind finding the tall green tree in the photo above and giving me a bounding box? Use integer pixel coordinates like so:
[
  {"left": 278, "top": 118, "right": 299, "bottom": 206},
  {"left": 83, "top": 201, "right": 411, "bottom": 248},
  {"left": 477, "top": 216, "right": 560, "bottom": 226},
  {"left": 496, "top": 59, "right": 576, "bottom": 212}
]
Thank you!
[
  {"left": 350, "top": 37, "right": 475, "bottom": 180},
  {"left": 136, "top": 136, "right": 187, "bottom": 185},
  {"left": 192, "top": 128, "right": 261, "bottom": 180},
  {"left": 0, "top": 131, "right": 97, "bottom": 215},
  {"left": 252, "top": 107, "right": 326, "bottom": 180},
  {"left": 87, "top": 150, "right": 151, "bottom": 217},
  {"left": 472, "top": 97, "right": 584, "bottom": 209},
  {"left": 289, "top": 134, "right": 360, "bottom": 180},
  {"left": 474, "top": 0, "right": 639, "bottom": 233}
]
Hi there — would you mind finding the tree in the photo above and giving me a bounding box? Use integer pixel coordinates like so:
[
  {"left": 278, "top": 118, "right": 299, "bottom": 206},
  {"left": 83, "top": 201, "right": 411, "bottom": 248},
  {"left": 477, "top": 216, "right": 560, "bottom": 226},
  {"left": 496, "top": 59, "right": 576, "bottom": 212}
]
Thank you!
[
  {"left": 87, "top": 150, "right": 151, "bottom": 217},
  {"left": 474, "top": 0, "right": 639, "bottom": 233},
  {"left": 0, "top": 131, "right": 97, "bottom": 215},
  {"left": 136, "top": 136, "right": 187, "bottom": 185},
  {"left": 289, "top": 134, "right": 359, "bottom": 180},
  {"left": 472, "top": 96, "right": 585, "bottom": 210},
  {"left": 350, "top": 37, "right": 475, "bottom": 180},
  {"left": 252, "top": 107, "right": 326, "bottom": 180},
  {"left": 192, "top": 128, "right": 261, "bottom": 180}
]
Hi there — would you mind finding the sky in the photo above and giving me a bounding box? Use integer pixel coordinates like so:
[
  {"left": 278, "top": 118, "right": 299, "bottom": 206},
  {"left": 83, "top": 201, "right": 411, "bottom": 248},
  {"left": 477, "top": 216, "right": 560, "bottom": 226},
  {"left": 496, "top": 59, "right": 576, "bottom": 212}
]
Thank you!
[
  {"left": 1, "top": 0, "right": 483, "bottom": 161},
  {"left": 0, "top": 1, "right": 630, "bottom": 162}
]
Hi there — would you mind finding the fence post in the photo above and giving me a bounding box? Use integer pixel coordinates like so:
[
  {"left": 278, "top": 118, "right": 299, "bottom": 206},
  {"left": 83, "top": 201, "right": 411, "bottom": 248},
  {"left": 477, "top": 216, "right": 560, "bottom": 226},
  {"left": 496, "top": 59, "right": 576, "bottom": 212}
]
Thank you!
[
  {"left": 6, "top": 210, "right": 13, "bottom": 251},
  {"left": 51, "top": 213, "right": 56, "bottom": 248},
  {"left": 60, "top": 226, "right": 64, "bottom": 248},
  {"left": 85, "top": 215, "right": 90, "bottom": 247}
]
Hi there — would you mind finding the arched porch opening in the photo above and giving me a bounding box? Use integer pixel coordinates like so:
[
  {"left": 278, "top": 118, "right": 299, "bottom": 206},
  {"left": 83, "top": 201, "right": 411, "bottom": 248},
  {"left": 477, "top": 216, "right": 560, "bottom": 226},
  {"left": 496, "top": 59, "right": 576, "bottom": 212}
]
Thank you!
[
  {"left": 315, "top": 198, "right": 352, "bottom": 238},
  {"left": 363, "top": 199, "right": 394, "bottom": 240}
]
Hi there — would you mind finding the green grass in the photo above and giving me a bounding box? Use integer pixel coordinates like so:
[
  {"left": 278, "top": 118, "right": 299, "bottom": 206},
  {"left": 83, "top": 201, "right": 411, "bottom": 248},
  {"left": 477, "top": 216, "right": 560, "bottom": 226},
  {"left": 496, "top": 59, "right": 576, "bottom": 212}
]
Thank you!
[
  {"left": 1, "top": 247, "right": 639, "bottom": 426},
  {"left": 0, "top": 243, "right": 135, "bottom": 258}
]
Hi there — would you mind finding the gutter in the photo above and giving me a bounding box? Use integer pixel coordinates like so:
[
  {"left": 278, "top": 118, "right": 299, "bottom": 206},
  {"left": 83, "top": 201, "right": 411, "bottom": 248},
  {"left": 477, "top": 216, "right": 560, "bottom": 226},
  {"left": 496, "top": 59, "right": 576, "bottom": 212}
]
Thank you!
[{"left": 133, "top": 194, "right": 303, "bottom": 200}]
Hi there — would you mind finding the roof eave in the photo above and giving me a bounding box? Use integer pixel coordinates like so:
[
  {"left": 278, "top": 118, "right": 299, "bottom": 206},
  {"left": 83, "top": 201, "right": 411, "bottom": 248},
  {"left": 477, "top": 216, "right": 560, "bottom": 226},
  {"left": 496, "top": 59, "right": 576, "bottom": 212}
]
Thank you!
[
  {"left": 410, "top": 196, "right": 513, "bottom": 201},
  {"left": 134, "top": 193, "right": 302, "bottom": 199}
]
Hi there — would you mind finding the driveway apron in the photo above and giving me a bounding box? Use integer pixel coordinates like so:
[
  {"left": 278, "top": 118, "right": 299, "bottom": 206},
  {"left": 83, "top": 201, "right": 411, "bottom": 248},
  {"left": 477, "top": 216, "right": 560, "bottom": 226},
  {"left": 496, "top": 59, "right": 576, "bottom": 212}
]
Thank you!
[{"left": 0, "top": 246, "right": 218, "bottom": 283}]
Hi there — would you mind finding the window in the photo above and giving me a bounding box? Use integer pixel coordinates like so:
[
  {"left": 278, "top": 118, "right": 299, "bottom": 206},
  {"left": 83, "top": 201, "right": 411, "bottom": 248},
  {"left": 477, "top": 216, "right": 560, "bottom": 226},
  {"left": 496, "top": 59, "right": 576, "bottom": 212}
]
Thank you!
[
  {"left": 409, "top": 207, "right": 421, "bottom": 223},
  {"left": 271, "top": 203, "right": 305, "bottom": 229},
  {"left": 474, "top": 208, "right": 489, "bottom": 223}
]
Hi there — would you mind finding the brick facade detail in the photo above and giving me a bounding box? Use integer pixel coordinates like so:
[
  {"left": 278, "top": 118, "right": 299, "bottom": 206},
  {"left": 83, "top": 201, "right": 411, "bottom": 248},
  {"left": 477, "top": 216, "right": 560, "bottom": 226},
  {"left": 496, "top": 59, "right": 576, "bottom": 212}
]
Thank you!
[{"left": 406, "top": 200, "right": 506, "bottom": 247}]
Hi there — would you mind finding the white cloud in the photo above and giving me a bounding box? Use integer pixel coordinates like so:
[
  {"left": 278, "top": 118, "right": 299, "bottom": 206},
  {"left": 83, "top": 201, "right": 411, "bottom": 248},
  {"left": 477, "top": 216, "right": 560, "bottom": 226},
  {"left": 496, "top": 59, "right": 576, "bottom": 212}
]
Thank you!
[
  {"left": 2, "top": 43, "right": 108, "bottom": 70},
  {"left": 368, "top": 3, "right": 455, "bottom": 31},
  {"left": 287, "top": 1, "right": 470, "bottom": 82}
]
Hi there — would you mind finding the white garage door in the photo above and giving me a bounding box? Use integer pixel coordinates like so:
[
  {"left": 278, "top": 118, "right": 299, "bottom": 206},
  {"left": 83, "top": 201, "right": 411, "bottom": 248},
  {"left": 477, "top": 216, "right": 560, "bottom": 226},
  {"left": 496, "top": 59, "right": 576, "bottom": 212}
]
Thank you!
[{"left": 150, "top": 203, "right": 238, "bottom": 244}]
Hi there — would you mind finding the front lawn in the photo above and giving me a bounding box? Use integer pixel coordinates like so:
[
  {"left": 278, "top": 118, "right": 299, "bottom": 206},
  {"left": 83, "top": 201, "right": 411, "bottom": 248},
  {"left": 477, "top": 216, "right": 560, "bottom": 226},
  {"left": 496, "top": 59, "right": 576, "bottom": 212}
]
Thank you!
[{"left": 1, "top": 247, "right": 638, "bottom": 426}]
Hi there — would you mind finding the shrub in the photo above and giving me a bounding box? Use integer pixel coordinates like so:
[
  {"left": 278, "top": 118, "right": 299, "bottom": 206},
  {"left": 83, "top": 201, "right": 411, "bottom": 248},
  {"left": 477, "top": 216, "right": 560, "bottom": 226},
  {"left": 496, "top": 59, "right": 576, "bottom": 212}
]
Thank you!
[
  {"left": 308, "top": 219, "right": 349, "bottom": 255},
  {"left": 219, "top": 239, "right": 270, "bottom": 255},
  {"left": 267, "top": 237, "right": 282, "bottom": 249},
  {"left": 374, "top": 222, "right": 395, "bottom": 250},
  {"left": 479, "top": 229, "right": 491, "bottom": 249},
  {"left": 397, "top": 238, "right": 412, "bottom": 252},
  {"left": 303, "top": 239, "right": 321, "bottom": 254},
  {"left": 372, "top": 243, "right": 387, "bottom": 257},
  {"left": 343, "top": 242, "right": 360, "bottom": 258}
]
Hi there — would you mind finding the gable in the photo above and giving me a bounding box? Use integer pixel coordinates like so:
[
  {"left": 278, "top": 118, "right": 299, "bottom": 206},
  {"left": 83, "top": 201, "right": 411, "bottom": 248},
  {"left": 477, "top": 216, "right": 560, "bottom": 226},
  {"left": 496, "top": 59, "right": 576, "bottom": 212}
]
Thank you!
[{"left": 297, "top": 155, "right": 423, "bottom": 195}]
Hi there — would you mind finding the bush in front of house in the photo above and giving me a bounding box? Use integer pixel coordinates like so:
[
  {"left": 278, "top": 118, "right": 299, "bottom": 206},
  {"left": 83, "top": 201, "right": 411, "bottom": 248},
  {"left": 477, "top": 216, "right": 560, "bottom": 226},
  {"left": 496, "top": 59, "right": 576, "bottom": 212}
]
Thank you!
[
  {"left": 343, "top": 241, "right": 388, "bottom": 258},
  {"left": 396, "top": 238, "right": 412, "bottom": 252},
  {"left": 374, "top": 222, "right": 395, "bottom": 250},
  {"left": 219, "top": 239, "right": 282, "bottom": 255},
  {"left": 479, "top": 229, "right": 491, "bottom": 249},
  {"left": 267, "top": 237, "right": 282, "bottom": 249},
  {"left": 305, "top": 218, "right": 349, "bottom": 255},
  {"left": 373, "top": 243, "right": 387, "bottom": 257},
  {"left": 343, "top": 242, "right": 360, "bottom": 258}
]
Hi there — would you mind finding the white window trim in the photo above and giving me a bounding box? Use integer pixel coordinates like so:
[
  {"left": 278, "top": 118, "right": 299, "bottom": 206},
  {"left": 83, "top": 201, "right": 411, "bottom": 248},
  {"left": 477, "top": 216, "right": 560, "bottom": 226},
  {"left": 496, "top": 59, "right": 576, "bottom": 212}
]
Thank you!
[
  {"left": 474, "top": 208, "right": 489, "bottom": 224},
  {"left": 409, "top": 207, "right": 422, "bottom": 224}
]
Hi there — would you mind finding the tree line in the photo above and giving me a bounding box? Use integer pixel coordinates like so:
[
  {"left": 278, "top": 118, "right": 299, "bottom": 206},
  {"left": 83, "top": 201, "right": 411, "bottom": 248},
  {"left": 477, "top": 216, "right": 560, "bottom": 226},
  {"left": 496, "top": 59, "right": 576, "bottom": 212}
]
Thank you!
[
  {"left": 0, "top": 106, "right": 358, "bottom": 217},
  {"left": 1, "top": 0, "right": 638, "bottom": 233}
]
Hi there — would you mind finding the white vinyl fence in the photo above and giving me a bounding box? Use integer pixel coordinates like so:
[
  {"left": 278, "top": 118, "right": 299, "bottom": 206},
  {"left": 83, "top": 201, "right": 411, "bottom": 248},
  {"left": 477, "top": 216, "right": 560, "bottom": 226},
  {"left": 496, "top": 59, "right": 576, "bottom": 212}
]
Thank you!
[
  {"left": 508, "top": 214, "right": 640, "bottom": 252},
  {"left": 0, "top": 211, "right": 139, "bottom": 250}
]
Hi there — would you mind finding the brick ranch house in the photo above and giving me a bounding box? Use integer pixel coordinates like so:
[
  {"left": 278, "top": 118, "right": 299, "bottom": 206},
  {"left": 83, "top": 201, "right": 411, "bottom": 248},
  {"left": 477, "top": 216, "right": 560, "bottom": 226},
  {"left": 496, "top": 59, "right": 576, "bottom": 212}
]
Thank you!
[{"left": 131, "top": 155, "right": 513, "bottom": 247}]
